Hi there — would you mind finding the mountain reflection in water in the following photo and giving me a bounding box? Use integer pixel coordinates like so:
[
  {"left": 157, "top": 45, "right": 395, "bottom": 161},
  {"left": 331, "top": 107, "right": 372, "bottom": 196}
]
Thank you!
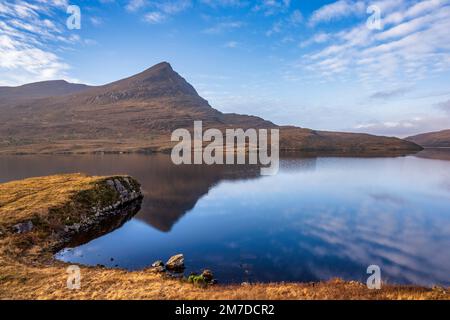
[{"left": 1, "top": 151, "right": 449, "bottom": 286}]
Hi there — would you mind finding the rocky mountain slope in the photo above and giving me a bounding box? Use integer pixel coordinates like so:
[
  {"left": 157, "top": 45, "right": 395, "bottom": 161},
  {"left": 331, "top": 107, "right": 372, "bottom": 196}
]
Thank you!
[{"left": 0, "top": 62, "right": 422, "bottom": 154}]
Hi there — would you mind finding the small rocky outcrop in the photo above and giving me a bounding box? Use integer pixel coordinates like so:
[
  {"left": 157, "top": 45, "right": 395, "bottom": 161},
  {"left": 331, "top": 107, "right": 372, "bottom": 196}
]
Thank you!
[
  {"left": 59, "top": 176, "right": 143, "bottom": 247},
  {"left": 166, "top": 254, "right": 185, "bottom": 272}
]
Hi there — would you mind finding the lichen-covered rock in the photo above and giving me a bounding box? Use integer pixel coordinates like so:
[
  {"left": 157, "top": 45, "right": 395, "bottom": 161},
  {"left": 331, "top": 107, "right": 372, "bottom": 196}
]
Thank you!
[{"left": 166, "top": 254, "right": 184, "bottom": 272}]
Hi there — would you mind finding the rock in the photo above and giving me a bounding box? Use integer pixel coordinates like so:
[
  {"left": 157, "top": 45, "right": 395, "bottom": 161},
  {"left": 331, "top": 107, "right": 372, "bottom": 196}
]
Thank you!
[
  {"left": 152, "top": 260, "right": 164, "bottom": 268},
  {"left": 166, "top": 254, "right": 184, "bottom": 272},
  {"left": 201, "top": 269, "right": 214, "bottom": 282},
  {"left": 106, "top": 180, "right": 115, "bottom": 189},
  {"left": 167, "top": 272, "right": 184, "bottom": 279},
  {"left": 13, "top": 221, "right": 33, "bottom": 234},
  {"left": 150, "top": 260, "right": 165, "bottom": 273},
  {"left": 152, "top": 266, "right": 165, "bottom": 273}
]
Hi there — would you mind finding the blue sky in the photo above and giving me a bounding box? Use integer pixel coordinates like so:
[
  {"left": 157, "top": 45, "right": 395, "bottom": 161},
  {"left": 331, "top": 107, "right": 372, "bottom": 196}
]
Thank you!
[{"left": 1, "top": 0, "right": 450, "bottom": 137}]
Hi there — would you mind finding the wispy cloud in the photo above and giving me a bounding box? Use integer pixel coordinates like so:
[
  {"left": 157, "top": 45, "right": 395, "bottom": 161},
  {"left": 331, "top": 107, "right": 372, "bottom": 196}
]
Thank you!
[
  {"left": 299, "top": 32, "right": 331, "bottom": 47},
  {"left": 203, "top": 20, "right": 244, "bottom": 34},
  {"left": 309, "top": 0, "right": 366, "bottom": 26},
  {"left": 353, "top": 115, "right": 450, "bottom": 137},
  {"left": 265, "top": 9, "right": 303, "bottom": 37},
  {"left": 0, "top": 0, "right": 78, "bottom": 85},
  {"left": 144, "top": 11, "right": 167, "bottom": 24},
  {"left": 253, "top": 0, "right": 291, "bottom": 16},
  {"left": 369, "top": 87, "right": 413, "bottom": 100},
  {"left": 200, "top": 0, "right": 249, "bottom": 8},
  {"left": 140, "top": 0, "right": 192, "bottom": 24},
  {"left": 126, "top": 0, "right": 146, "bottom": 12},
  {"left": 297, "top": 1, "right": 450, "bottom": 85},
  {"left": 224, "top": 40, "right": 238, "bottom": 48}
]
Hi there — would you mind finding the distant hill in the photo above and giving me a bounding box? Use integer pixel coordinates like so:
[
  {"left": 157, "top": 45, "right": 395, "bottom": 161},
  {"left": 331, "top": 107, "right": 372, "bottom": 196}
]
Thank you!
[
  {"left": 0, "top": 62, "right": 422, "bottom": 155},
  {"left": 406, "top": 130, "right": 450, "bottom": 148},
  {"left": 0, "top": 80, "right": 91, "bottom": 103}
]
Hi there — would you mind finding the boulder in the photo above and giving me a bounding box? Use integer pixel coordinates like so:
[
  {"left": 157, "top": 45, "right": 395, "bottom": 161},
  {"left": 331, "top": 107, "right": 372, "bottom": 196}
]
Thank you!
[
  {"left": 152, "top": 260, "right": 164, "bottom": 268},
  {"left": 201, "top": 269, "right": 214, "bottom": 282},
  {"left": 151, "top": 260, "right": 165, "bottom": 272},
  {"left": 166, "top": 254, "right": 184, "bottom": 272}
]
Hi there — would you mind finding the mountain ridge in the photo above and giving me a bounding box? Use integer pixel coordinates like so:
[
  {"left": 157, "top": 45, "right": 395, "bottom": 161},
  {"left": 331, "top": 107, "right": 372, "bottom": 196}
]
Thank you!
[
  {"left": 0, "top": 62, "right": 422, "bottom": 155},
  {"left": 406, "top": 129, "right": 450, "bottom": 148}
]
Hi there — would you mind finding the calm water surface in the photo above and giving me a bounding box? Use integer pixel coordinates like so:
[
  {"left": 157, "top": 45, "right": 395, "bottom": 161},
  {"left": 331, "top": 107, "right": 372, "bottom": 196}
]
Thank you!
[{"left": 1, "top": 150, "right": 449, "bottom": 286}]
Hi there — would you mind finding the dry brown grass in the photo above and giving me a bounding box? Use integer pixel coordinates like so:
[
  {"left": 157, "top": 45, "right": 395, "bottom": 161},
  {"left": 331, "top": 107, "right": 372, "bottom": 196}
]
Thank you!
[
  {"left": 0, "top": 174, "right": 102, "bottom": 225},
  {"left": 1, "top": 260, "right": 448, "bottom": 300},
  {"left": 0, "top": 174, "right": 448, "bottom": 300}
]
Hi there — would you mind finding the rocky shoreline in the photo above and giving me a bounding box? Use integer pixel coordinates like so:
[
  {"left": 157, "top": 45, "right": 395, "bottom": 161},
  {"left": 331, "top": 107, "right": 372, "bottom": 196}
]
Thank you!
[
  {"left": 54, "top": 177, "right": 143, "bottom": 251},
  {"left": 0, "top": 174, "right": 143, "bottom": 263}
]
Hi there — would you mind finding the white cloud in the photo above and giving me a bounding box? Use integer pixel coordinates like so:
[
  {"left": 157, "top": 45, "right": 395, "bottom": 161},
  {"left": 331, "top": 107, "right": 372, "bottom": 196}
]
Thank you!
[
  {"left": 141, "top": 0, "right": 192, "bottom": 24},
  {"left": 144, "top": 11, "right": 167, "bottom": 23},
  {"left": 126, "top": 0, "right": 146, "bottom": 12},
  {"left": 156, "top": 0, "right": 192, "bottom": 14},
  {"left": 200, "top": 0, "right": 249, "bottom": 8},
  {"left": 253, "top": 0, "right": 291, "bottom": 16},
  {"left": 224, "top": 41, "right": 238, "bottom": 48},
  {"left": 298, "top": 1, "right": 450, "bottom": 84},
  {"left": 353, "top": 115, "right": 450, "bottom": 137},
  {"left": 0, "top": 0, "right": 78, "bottom": 85},
  {"left": 309, "top": 0, "right": 366, "bottom": 26},
  {"left": 300, "top": 32, "right": 331, "bottom": 48},
  {"left": 203, "top": 21, "right": 244, "bottom": 34}
]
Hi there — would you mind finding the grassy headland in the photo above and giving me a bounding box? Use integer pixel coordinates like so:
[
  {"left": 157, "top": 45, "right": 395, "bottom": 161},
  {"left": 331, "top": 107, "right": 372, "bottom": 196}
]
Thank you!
[{"left": 0, "top": 174, "right": 448, "bottom": 300}]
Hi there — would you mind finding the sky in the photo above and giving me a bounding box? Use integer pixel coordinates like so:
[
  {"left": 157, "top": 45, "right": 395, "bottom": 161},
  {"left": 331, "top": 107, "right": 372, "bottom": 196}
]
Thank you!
[{"left": 1, "top": 0, "right": 450, "bottom": 137}]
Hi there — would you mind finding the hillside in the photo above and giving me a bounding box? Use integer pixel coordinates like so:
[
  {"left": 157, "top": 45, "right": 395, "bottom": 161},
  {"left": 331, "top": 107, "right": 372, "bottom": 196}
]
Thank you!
[
  {"left": 0, "top": 80, "right": 91, "bottom": 104},
  {"left": 0, "top": 62, "right": 422, "bottom": 155},
  {"left": 406, "top": 129, "right": 450, "bottom": 148}
]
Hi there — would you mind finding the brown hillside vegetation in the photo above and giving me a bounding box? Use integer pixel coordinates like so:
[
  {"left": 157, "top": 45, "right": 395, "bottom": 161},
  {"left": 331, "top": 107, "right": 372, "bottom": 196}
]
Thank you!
[
  {"left": 0, "top": 62, "right": 421, "bottom": 155},
  {"left": 0, "top": 174, "right": 448, "bottom": 300},
  {"left": 406, "top": 129, "right": 450, "bottom": 148}
]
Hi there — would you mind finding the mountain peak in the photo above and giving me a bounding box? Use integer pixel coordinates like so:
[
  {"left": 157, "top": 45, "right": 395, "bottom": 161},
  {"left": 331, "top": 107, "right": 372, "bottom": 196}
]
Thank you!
[
  {"left": 151, "top": 61, "right": 172, "bottom": 70},
  {"left": 131, "top": 61, "right": 177, "bottom": 82},
  {"left": 78, "top": 61, "right": 204, "bottom": 104}
]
